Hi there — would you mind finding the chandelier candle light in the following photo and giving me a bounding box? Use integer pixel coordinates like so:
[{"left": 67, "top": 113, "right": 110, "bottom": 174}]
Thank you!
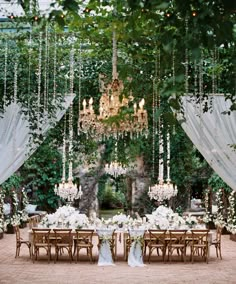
[{"left": 78, "top": 31, "right": 148, "bottom": 140}]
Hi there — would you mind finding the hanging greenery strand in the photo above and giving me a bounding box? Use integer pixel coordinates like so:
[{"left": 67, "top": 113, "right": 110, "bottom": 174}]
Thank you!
[
  {"left": 68, "top": 46, "right": 74, "bottom": 182},
  {"left": 77, "top": 41, "right": 82, "bottom": 135},
  {"left": 27, "top": 32, "right": 32, "bottom": 116},
  {"left": 62, "top": 116, "right": 66, "bottom": 182},
  {"left": 44, "top": 25, "right": 49, "bottom": 113},
  {"left": 3, "top": 41, "right": 8, "bottom": 110},
  {"left": 37, "top": 32, "right": 42, "bottom": 130},
  {"left": 53, "top": 33, "right": 57, "bottom": 100}
]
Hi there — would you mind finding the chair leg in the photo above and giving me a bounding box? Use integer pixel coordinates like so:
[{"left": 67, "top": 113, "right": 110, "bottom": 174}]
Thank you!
[
  {"left": 219, "top": 245, "right": 222, "bottom": 260},
  {"left": 148, "top": 248, "right": 152, "bottom": 263}
]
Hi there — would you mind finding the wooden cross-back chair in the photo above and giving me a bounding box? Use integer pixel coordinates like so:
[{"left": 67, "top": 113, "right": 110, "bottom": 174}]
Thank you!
[
  {"left": 147, "top": 230, "right": 167, "bottom": 262},
  {"left": 53, "top": 229, "right": 73, "bottom": 263},
  {"left": 32, "top": 228, "right": 51, "bottom": 263},
  {"left": 168, "top": 230, "right": 187, "bottom": 262},
  {"left": 191, "top": 229, "right": 209, "bottom": 263},
  {"left": 14, "top": 225, "right": 31, "bottom": 258},
  {"left": 74, "top": 229, "right": 94, "bottom": 263},
  {"left": 211, "top": 226, "right": 223, "bottom": 259}
]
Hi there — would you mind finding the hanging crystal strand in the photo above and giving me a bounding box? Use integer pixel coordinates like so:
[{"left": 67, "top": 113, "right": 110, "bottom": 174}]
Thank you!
[
  {"left": 53, "top": 33, "right": 57, "bottom": 101},
  {"left": 77, "top": 41, "right": 82, "bottom": 135},
  {"left": 37, "top": 32, "right": 42, "bottom": 131},
  {"left": 62, "top": 116, "right": 66, "bottom": 183},
  {"left": 185, "top": 18, "right": 189, "bottom": 96},
  {"left": 27, "top": 31, "right": 32, "bottom": 119},
  {"left": 43, "top": 25, "right": 49, "bottom": 114},
  {"left": 3, "top": 42, "right": 8, "bottom": 110},
  {"left": 194, "top": 60, "right": 198, "bottom": 95},
  {"left": 152, "top": 78, "right": 156, "bottom": 180},
  {"left": 199, "top": 49, "right": 204, "bottom": 146},
  {"left": 112, "top": 30, "right": 118, "bottom": 80},
  {"left": 157, "top": 49, "right": 162, "bottom": 183},
  {"left": 199, "top": 49, "right": 204, "bottom": 98},
  {"left": 158, "top": 120, "right": 164, "bottom": 183},
  {"left": 212, "top": 46, "right": 216, "bottom": 94},
  {"left": 68, "top": 46, "right": 75, "bottom": 182},
  {"left": 69, "top": 45, "right": 74, "bottom": 95},
  {"left": 166, "top": 130, "right": 170, "bottom": 182},
  {"left": 152, "top": 48, "right": 159, "bottom": 180},
  {"left": 13, "top": 61, "right": 18, "bottom": 158},
  {"left": 13, "top": 62, "right": 18, "bottom": 104},
  {"left": 68, "top": 105, "right": 73, "bottom": 182},
  {"left": 216, "top": 47, "right": 219, "bottom": 93}
]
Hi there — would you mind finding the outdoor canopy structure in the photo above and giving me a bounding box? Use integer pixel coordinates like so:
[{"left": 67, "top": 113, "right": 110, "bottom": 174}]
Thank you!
[{"left": 177, "top": 94, "right": 236, "bottom": 191}]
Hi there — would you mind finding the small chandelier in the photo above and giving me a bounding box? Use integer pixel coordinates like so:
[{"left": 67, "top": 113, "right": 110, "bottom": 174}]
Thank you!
[
  {"left": 104, "top": 142, "right": 127, "bottom": 178},
  {"left": 54, "top": 180, "right": 83, "bottom": 203},
  {"left": 148, "top": 52, "right": 177, "bottom": 202},
  {"left": 55, "top": 64, "right": 83, "bottom": 204},
  {"left": 104, "top": 161, "right": 127, "bottom": 178},
  {"left": 78, "top": 31, "right": 148, "bottom": 140}
]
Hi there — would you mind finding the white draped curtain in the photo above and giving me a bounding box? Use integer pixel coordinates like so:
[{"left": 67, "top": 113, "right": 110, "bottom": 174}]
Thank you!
[
  {"left": 0, "top": 94, "right": 75, "bottom": 185},
  {"left": 177, "top": 94, "right": 236, "bottom": 191}
]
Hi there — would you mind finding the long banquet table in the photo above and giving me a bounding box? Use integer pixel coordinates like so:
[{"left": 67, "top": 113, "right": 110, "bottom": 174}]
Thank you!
[{"left": 28, "top": 228, "right": 213, "bottom": 262}]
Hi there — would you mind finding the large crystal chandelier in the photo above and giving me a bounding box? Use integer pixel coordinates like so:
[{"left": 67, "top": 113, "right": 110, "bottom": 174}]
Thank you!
[
  {"left": 78, "top": 31, "right": 148, "bottom": 140},
  {"left": 148, "top": 51, "right": 177, "bottom": 202},
  {"left": 104, "top": 142, "right": 127, "bottom": 178},
  {"left": 55, "top": 49, "right": 83, "bottom": 204}
]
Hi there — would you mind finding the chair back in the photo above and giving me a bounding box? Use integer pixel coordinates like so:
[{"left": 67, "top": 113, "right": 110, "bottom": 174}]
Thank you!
[
  {"left": 75, "top": 229, "right": 94, "bottom": 244},
  {"left": 32, "top": 228, "right": 51, "bottom": 245},
  {"left": 169, "top": 230, "right": 187, "bottom": 245},
  {"left": 191, "top": 229, "right": 209, "bottom": 245},
  {"left": 215, "top": 226, "right": 223, "bottom": 242},
  {"left": 29, "top": 216, "right": 40, "bottom": 229},
  {"left": 53, "top": 229, "right": 73, "bottom": 246},
  {"left": 148, "top": 229, "right": 166, "bottom": 246},
  {"left": 14, "top": 225, "right": 21, "bottom": 242}
]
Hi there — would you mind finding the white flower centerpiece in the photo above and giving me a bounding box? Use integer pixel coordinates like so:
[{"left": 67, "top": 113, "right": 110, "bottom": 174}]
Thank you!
[{"left": 40, "top": 205, "right": 89, "bottom": 229}]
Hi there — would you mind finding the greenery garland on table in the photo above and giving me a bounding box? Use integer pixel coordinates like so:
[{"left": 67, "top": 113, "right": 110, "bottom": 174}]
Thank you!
[{"left": 132, "top": 235, "right": 144, "bottom": 251}]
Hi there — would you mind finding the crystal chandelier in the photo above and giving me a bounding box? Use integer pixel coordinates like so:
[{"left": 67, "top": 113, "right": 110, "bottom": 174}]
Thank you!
[
  {"left": 54, "top": 114, "right": 83, "bottom": 204},
  {"left": 104, "top": 142, "right": 127, "bottom": 178},
  {"left": 78, "top": 31, "right": 148, "bottom": 140},
  {"left": 55, "top": 49, "right": 83, "bottom": 204},
  {"left": 148, "top": 51, "right": 177, "bottom": 202}
]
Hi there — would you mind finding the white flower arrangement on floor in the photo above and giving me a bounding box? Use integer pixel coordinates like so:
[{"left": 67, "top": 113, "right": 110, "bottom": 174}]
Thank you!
[
  {"left": 213, "top": 189, "right": 226, "bottom": 228},
  {"left": 0, "top": 191, "right": 5, "bottom": 233},
  {"left": 227, "top": 191, "right": 236, "bottom": 234},
  {"left": 203, "top": 188, "right": 212, "bottom": 224}
]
